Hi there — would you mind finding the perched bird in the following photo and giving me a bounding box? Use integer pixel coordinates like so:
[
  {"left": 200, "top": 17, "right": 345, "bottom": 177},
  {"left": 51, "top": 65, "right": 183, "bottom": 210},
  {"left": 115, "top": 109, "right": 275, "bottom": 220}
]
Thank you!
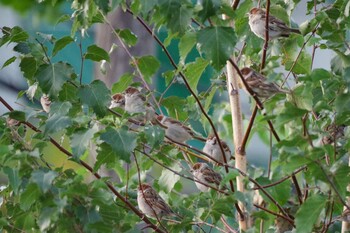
[
  {"left": 322, "top": 124, "right": 346, "bottom": 145},
  {"left": 240, "top": 67, "right": 289, "bottom": 99},
  {"left": 109, "top": 93, "right": 125, "bottom": 109},
  {"left": 248, "top": 7, "right": 301, "bottom": 40},
  {"left": 191, "top": 162, "right": 224, "bottom": 192},
  {"left": 40, "top": 94, "right": 51, "bottom": 113},
  {"left": 137, "top": 183, "right": 177, "bottom": 219},
  {"left": 124, "top": 87, "right": 155, "bottom": 121},
  {"left": 156, "top": 115, "right": 195, "bottom": 143},
  {"left": 203, "top": 135, "right": 231, "bottom": 165}
]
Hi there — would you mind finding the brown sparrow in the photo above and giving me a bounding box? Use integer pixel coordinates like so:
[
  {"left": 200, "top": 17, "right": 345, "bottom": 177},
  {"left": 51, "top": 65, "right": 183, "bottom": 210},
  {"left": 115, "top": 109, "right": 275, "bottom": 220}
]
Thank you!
[
  {"left": 191, "top": 163, "right": 224, "bottom": 192},
  {"left": 124, "top": 87, "right": 155, "bottom": 120},
  {"left": 137, "top": 183, "right": 177, "bottom": 219},
  {"left": 322, "top": 124, "right": 346, "bottom": 145},
  {"left": 109, "top": 93, "right": 125, "bottom": 109},
  {"left": 40, "top": 94, "right": 51, "bottom": 113},
  {"left": 156, "top": 115, "right": 195, "bottom": 143},
  {"left": 203, "top": 135, "right": 231, "bottom": 165},
  {"left": 240, "top": 67, "right": 289, "bottom": 99},
  {"left": 248, "top": 7, "right": 301, "bottom": 40}
]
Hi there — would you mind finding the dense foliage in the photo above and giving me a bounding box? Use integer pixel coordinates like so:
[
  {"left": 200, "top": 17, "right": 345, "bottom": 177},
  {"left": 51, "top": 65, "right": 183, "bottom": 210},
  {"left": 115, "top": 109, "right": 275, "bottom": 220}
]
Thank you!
[{"left": 0, "top": 0, "right": 350, "bottom": 232}]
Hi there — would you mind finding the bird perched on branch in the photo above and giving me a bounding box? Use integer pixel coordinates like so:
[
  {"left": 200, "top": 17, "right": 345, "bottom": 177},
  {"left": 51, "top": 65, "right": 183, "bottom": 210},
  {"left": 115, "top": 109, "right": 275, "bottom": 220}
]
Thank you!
[
  {"left": 240, "top": 67, "right": 290, "bottom": 99},
  {"left": 137, "top": 183, "right": 178, "bottom": 219},
  {"left": 156, "top": 115, "right": 199, "bottom": 143},
  {"left": 203, "top": 134, "right": 231, "bottom": 165},
  {"left": 40, "top": 94, "right": 51, "bottom": 113},
  {"left": 124, "top": 86, "right": 155, "bottom": 121},
  {"left": 191, "top": 163, "right": 225, "bottom": 192},
  {"left": 109, "top": 93, "right": 125, "bottom": 109},
  {"left": 248, "top": 7, "right": 301, "bottom": 40}
]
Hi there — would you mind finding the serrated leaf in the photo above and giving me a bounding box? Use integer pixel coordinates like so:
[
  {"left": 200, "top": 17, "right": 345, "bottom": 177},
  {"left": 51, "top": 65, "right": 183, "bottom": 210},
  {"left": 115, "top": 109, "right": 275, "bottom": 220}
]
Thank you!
[
  {"left": 70, "top": 126, "right": 98, "bottom": 158},
  {"left": 159, "top": 1, "right": 193, "bottom": 35},
  {"left": 52, "top": 36, "right": 74, "bottom": 56},
  {"left": 20, "top": 184, "right": 41, "bottom": 211},
  {"left": 13, "top": 42, "right": 31, "bottom": 54},
  {"left": 117, "top": 29, "right": 138, "bottom": 46},
  {"left": 3, "top": 167, "right": 20, "bottom": 194},
  {"left": 204, "top": 86, "right": 217, "bottom": 112},
  {"left": 142, "top": 125, "right": 165, "bottom": 149},
  {"left": 184, "top": 58, "right": 209, "bottom": 94},
  {"left": 0, "top": 26, "right": 29, "bottom": 46},
  {"left": 15, "top": 213, "right": 35, "bottom": 231},
  {"left": 20, "top": 57, "right": 37, "bottom": 80},
  {"left": 2, "top": 56, "right": 16, "bottom": 69},
  {"left": 85, "top": 45, "right": 110, "bottom": 62},
  {"left": 197, "top": 26, "right": 237, "bottom": 70},
  {"left": 36, "top": 62, "right": 74, "bottom": 97},
  {"left": 31, "top": 170, "right": 58, "bottom": 193},
  {"left": 332, "top": 164, "right": 350, "bottom": 198},
  {"left": 295, "top": 194, "right": 327, "bottom": 233},
  {"left": 310, "top": 68, "right": 331, "bottom": 81},
  {"left": 94, "top": 143, "right": 117, "bottom": 172},
  {"left": 179, "top": 32, "right": 196, "bottom": 62},
  {"left": 44, "top": 115, "right": 72, "bottom": 135},
  {"left": 78, "top": 80, "right": 110, "bottom": 117},
  {"left": 100, "top": 127, "right": 137, "bottom": 162},
  {"left": 135, "top": 55, "right": 160, "bottom": 83},
  {"left": 111, "top": 73, "right": 134, "bottom": 93},
  {"left": 159, "top": 163, "right": 181, "bottom": 192},
  {"left": 56, "top": 14, "right": 70, "bottom": 25}
]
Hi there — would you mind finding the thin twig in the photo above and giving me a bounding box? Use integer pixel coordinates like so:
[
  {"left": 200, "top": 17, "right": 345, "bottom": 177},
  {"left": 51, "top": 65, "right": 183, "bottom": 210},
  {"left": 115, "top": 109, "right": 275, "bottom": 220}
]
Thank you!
[
  {"left": 78, "top": 37, "right": 85, "bottom": 85},
  {"left": 260, "top": 0, "right": 270, "bottom": 71},
  {"left": 35, "top": 38, "right": 51, "bottom": 65}
]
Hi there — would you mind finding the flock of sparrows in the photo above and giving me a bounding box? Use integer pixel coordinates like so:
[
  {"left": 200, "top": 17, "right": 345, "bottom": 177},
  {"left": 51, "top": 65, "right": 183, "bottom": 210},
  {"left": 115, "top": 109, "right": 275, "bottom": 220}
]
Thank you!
[{"left": 37, "top": 7, "right": 302, "bottom": 220}]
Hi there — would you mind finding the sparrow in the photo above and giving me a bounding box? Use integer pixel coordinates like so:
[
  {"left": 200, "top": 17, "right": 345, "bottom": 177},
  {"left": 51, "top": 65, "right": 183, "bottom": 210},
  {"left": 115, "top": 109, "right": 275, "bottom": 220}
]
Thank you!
[
  {"left": 124, "top": 87, "right": 155, "bottom": 120},
  {"left": 203, "top": 135, "right": 231, "bottom": 165},
  {"left": 109, "top": 93, "right": 125, "bottom": 109},
  {"left": 137, "top": 183, "right": 177, "bottom": 219},
  {"left": 248, "top": 7, "right": 301, "bottom": 40},
  {"left": 40, "top": 94, "right": 51, "bottom": 113},
  {"left": 156, "top": 115, "right": 195, "bottom": 143},
  {"left": 322, "top": 124, "right": 346, "bottom": 145},
  {"left": 191, "top": 162, "right": 224, "bottom": 192},
  {"left": 240, "top": 67, "right": 289, "bottom": 99}
]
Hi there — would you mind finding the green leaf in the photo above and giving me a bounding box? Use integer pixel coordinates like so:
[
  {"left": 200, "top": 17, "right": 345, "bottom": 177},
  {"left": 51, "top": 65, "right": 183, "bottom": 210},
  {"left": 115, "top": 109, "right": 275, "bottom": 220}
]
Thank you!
[
  {"left": 93, "top": 0, "right": 110, "bottom": 13},
  {"left": 197, "top": 26, "right": 237, "bottom": 70},
  {"left": 78, "top": 80, "right": 110, "bottom": 117},
  {"left": 36, "top": 62, "right": 74, "bottom": 97},
  {"left": 70, "top": 126, "right": 98, "bottom": 158},
  {"left": 13, "top": 42, "right": 31, "bottom": 55},
  {"left": 0, "top": 26, "right": 29, "bottom": 46},
  {"left": 43, "top": 101, "right": 73, "bottom": 135},
  {"left": 159, "top": 0, "right": 193, "bottom": 35},
  {"left": 295, "top": 194, "right": 327, "bottom": 233},
  {"left": 3, "top": 167, "right": 20, "bottom": 194},
  {"left": 179, "top": 32, "right": 196, "bottom": 62},
  {"left": 20, "top": 57, "right": 37, "bottom": 80},
  {"left": 15, "top": 213, "right": 35, "bottom": 231},
  {"left": 288, "top": 83, "right": 313, "bottom": 111},
  {"left": 117, "top": 29, "right": 138, "bottom": 46},
  {"left": 111, "top": 73, "right": 134, "bottom": 93},
  {"left": 159, "top": 163, "right": 181, "bottom": 192},
  {"left": 197, "top": 0, "right": 220, "bottom": 22},
  {"left": 100, "top": 127, "right": 137, "bottom": 163},
  {"left": 184, "top": 58, "right": 209, "bottom": 94},
  {"left": 310, "top": 68, "right": 331, "bottom": 81},
  {"left": 2, "top": 56, "right": 16, "bottom": 69},
  {"left": 31, "top": 170, "right": 58, "bottom": 193},
  {"left": 335, "top": 93, "right": 350, "bottom": 115},
  {"left": 142, "top": 125, "right": 165, "bottom": 149},
  {"left": 85, "top": 45, "right": 110, "bottom": 62},
  {"left": 52, "top": 36, "right": 74, "bottom": 56},
  {"left": 94, "top": 143, "right": 117, "bottom": 172},
  {"left": 9, "top": 110, "right": 25, "bottom": 122},
  {"left": 135, "top": 55, "right": 160, "bottom": 83},
  {"left": 332, "top": 164, "right": 350, "bottom": 198},
  {"left": 20, "top": 184, "right": 41, "bottom": 211}
]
